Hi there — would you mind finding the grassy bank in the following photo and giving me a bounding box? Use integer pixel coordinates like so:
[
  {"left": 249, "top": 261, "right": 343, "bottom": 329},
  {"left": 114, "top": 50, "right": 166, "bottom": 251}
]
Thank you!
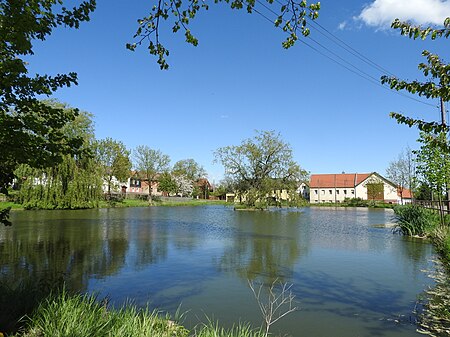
[
  {"left": 6, "top": 291, "right": 264, "bottom": 337},
  {"left": 105, "top": 198, "right": 229, "bottom": 208},
  {"left": 0, "top": 199, "right": 228, "bottom": 211},
  {"left": 393, "top": 204, "right": 450, "bottom": 335}
]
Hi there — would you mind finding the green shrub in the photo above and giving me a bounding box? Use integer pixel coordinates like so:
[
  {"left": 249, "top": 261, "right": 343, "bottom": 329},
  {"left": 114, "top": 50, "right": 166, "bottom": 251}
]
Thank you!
[
  {"left": 444, "top": 235, "right": 450, "bottom": 261},
  {"left": 343, "top": 198, "right": 369, "bottom": 207},
  {"left": 393, "top": 204, "right": 439, "bottom": 237}
]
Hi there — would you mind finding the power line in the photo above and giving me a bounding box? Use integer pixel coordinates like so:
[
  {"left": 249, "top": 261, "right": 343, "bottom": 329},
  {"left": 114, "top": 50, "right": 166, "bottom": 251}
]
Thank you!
[
  {"left": 252, "top": 1, "right": 437, "bottom": 108},
  {"left": 308, "top": 20, "right": 396, "bottom": 77},
  {"left": 271, "top": 0, "right": 396, "bottom": 76},
  {"left": 307, "top": 35, "right": 382, "bottom": 83}
]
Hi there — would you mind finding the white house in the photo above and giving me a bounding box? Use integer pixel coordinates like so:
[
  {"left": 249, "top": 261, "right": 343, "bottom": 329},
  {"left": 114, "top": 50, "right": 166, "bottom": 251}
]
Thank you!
[{"left": 309, "top": 172, "right": 412, "bottom": 204}]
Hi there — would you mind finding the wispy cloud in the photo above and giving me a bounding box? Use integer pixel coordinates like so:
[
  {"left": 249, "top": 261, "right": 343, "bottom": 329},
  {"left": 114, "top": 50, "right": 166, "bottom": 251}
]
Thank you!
[
  {"left": 356, "top": 0, "right": 450, "bottom": 28},
  {"left": 338, "top": 21, "right": 347, "bottom": 30}
]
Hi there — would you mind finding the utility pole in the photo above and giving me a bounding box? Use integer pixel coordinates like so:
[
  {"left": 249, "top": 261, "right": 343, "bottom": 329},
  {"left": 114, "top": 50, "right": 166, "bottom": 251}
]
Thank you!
[{"left": 441, "top": 97, "right": 450, "bottom": 211}]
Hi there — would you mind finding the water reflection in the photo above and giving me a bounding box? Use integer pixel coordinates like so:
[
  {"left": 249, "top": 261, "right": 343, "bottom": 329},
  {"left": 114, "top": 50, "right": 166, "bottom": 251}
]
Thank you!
[
  {"left": 0, "top": 206, "right": 437, "bottom": 336},
  {"left": 0, "top": 209, "right": 130, "bottom": 292},
  {"left": 215, "top": 209, "right": 310, "bottom": 283}
]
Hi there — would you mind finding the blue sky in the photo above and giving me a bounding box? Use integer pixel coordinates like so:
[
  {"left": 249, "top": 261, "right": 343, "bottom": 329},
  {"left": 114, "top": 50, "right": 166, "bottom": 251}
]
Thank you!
[{"left": 28, "top": 0, "right": 449, "bottom": 183}]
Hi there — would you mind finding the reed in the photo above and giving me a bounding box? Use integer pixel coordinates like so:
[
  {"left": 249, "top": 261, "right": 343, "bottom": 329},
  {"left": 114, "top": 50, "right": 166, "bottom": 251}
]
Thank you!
[{"left": 393, "top": 204, "right": 439, "bottom": 237}]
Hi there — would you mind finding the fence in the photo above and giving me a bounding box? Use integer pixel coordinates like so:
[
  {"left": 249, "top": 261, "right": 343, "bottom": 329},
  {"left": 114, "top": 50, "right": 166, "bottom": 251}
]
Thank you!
[{"left": 414, "top": 200, "right": 450, "bottom": 213}]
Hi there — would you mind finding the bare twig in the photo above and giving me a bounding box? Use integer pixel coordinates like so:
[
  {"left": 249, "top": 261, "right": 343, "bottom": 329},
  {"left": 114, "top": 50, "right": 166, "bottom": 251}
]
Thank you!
[{"left": 248, "top": 278, "right": 298, "bottom": 337}]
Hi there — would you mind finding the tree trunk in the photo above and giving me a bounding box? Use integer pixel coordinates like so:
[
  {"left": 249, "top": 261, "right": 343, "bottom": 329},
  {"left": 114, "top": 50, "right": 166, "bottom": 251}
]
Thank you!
[{"left": 148, "top": 176, "right": 153, "bottom": 204}]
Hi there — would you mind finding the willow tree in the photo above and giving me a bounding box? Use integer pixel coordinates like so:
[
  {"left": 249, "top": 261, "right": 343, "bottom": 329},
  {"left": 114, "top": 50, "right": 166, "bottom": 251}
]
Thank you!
[
  {"left": 15, "top": 103, "right": 103, "bottom": 209},
  {"left": 214, "top": 130, "right": 307, "bottom": 208}
]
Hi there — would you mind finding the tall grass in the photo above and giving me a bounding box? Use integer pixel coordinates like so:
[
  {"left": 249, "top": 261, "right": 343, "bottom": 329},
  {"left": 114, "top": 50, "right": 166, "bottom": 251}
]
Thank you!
[
  {"left": 431, "top": 226, "right": 450, "bottom": 263},
  {"left": 193, "top": 320, "right": 264, "bottom": 337},
  {"left": 16, "top": 290, "right": 189, "bottom": 337},
  {"left": 13, "top": 291, "right": 269, "bottom": 337},
  {"left": 0, "top": 276, "right": 64, "bottom": 334},
  {"left": 393, "top": 204, "right": 439, "bottom": 237}
]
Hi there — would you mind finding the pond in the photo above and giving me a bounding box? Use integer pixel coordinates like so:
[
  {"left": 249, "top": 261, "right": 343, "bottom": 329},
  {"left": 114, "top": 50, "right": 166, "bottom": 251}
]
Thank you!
[{"left": 0, "top": 206, "right": 436, "bottom": 336}]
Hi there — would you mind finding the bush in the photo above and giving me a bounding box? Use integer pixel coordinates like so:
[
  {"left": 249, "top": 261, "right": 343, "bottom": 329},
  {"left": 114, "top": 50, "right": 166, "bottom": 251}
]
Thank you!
[
  {"left": 342, "top": 198, "right": 369, "bottom": 207},
  {"left": 393, "top": 204, "right": 439, "bottom": 237}
]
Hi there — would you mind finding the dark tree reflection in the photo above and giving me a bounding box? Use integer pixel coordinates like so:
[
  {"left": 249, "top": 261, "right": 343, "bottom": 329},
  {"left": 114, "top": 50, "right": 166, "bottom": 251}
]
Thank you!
[{"left": 215, "top": 210, "right": 310, "bottom": 284}]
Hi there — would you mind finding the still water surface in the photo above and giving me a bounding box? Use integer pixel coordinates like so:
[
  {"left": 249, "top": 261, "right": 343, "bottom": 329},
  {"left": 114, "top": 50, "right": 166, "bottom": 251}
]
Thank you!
[{"left": 1, "top": 206, "right": 436, "bottom": 336}]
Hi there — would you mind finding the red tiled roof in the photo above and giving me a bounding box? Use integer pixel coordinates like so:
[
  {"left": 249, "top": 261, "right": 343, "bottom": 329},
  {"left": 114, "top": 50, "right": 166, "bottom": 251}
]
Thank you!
[
  {"left": 310, "top": 173, "right": 372, "bottom": 188},
  {"left": 398, "top": 187, "right": 413, "bottom": 199}
]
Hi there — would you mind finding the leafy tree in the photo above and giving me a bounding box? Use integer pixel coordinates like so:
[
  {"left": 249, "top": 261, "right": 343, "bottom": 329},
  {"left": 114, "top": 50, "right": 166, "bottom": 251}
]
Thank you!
[
  {"left": 381, "top": 17, "right": 449, "bottom": 213},
  {"left": 0, "top": 0, "right": 96, "bottom": 194},
  {"left": 0, "top": 0, "right": 96, "bottom": 224},
  {"left": 126, "top": 0, "right": 320, "bottom": 69},
  {"left": 214, "top": 130, "right": 307, "bottom": 208},
  {"left": 414, "top": 182, "right": 433, "bottom": 201},
  {"left": 172, "top": 159, "right": 207, "bottom": 198},
  {"left": 415, "top": 132, "right": 450, "bottom": 225},
  {"left": 381, "top": 18, "right": 450, "bottom": 140},
  {"left": 157, "top": 172, "right": 177, "bottom": 196},
  {"left": 211, "top": 184, "right": 228, "bottom": 199},
  {"left": 95, "top": 138, "right": 131, "bottom": 196},
  {"left": 386, "top": 147, "right": 415, "bottom": 203},
  {"left": 172, "top": 159, "right": 206, "bottom": 181},
  {"left": 133, "top": 146, "right": 170, "bottom": 202}
]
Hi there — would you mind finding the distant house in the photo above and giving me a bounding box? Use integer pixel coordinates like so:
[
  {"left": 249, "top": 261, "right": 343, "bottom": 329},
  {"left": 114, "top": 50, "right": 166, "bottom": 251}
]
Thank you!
[
  {"left": 309, "top": 172, "right": 412, "bottom": 204},
  {"left": 140, "top": 179, "right": 163, "bottom": 196},
  {"left": 127, "top": 176, "right": 142, "bottom": 193},
  {"left": 397, "top": 187, "right": 413, "bottom": 205},
  {"left": 195, "top": 178, "right": 212, "bottom": 199},
  {"left": 298, "top": 181, "right": 310, "bottom": 200}
]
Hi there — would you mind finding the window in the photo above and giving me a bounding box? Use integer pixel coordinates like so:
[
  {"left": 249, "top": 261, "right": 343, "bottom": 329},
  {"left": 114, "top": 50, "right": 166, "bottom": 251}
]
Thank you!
[
  {"left": 351, "top": 189, "right": 355, "bottom": 194},
  {"left": 329, "top": 200, "right": 333, "bottom": 203},
  {"left": 321, "top": 190, "right": 325, "bottom": 195},
  {"left": 336, "top": 190, "right": 340, "bottom": 194},
  {"left": 315, "top": 200, "right": 318, "bottom": 203},
  {"left": 329, "top": 190, "right": 332, "bottom": 194},
  {"left": 314, "top": 190, "right": 318, "bottom": 195},
  {"left": 344, "top": 190, "right": 347, "bottom": 194}
]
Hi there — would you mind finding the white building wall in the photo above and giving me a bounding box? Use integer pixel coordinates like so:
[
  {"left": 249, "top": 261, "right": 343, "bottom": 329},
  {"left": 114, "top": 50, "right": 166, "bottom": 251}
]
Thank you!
[
  {"left": 384, "top": 184, "right": 398, "bottom": 203},
  {"left": 310, "top": 187, "right": 355, "bottom": 203},
  {"left": 355, "top": 184, "right": 367, "bottom": 200}
]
